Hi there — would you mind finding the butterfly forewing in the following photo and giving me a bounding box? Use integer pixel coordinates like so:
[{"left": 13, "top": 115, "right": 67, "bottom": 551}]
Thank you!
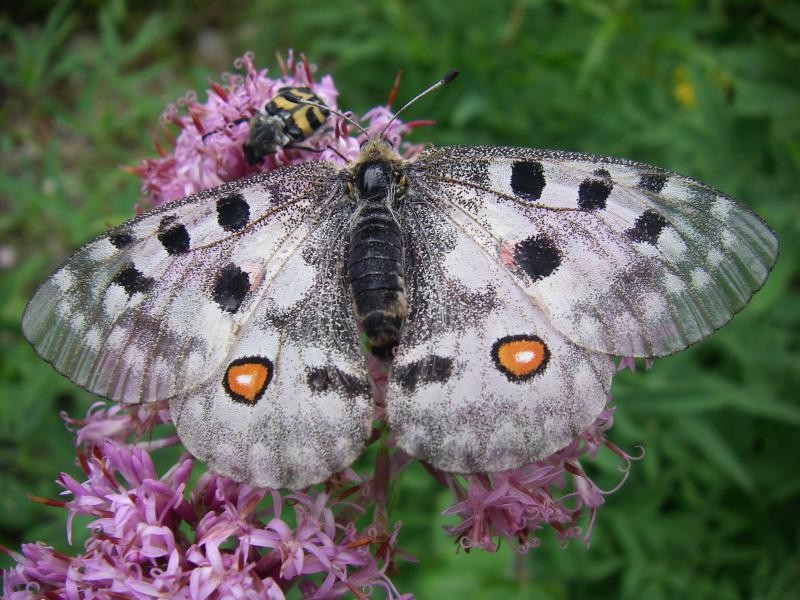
[
  {"left": 409, "top": 146, "right": 778, "bottom": 357},
  {"left": 22, "top": 161, "right": 340, "bottom": 404}
]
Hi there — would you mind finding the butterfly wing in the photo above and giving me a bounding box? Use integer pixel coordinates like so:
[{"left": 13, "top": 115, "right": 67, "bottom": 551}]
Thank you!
[
  {"left": 407, "top": 146, "right": 778, "bottom": 358},
  {"left": 170, "top": 201, "right": 373, "bottom": 488},
  {"left": 23, "top": 162, "right": 373, "bottom": 488},
  {"left": 23, "top": 162, "right": 338, "bottom": 403},
  {"left": 386, "top": 193, "right": 615, "bottom": 472},
  {"left": 387, "top": 145, "right": 777, "bottom": 473}
]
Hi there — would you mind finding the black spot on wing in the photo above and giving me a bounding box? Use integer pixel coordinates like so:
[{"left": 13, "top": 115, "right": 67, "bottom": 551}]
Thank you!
[
  {"left": 217, "top": 193, "right": 250, "bottom": 232},
  {"left": 108, "top": 229, "right": 134, "bottom": 249},
  {"left": 577, "top": 175, "right": 613, "bottom": 210},
  {"left": 157, "top": 216, "right": 190, "bottom": 254},
  {"left": 307, "top": 367, "right": 369, "bottom": 397},
  {"left": 394, "top": 355, "right": 453, "bottom": 393},
  {"left": 626, "top": 209, "right": 669, "bottom": 245},
  {"left": 111, "top": 263, "right": 154, "bottom": 297},
  {"left": 638, "top": 173, "right": 669, "bottom": 193},
  {"left": 510, "top": 160, "right": 545, "bottom": 201},
  {"left": 513, "top": 235, "right": 561, "bottom": 281},
  {"left": 212, "top": 263, "right": 250, "bottom": 313}
]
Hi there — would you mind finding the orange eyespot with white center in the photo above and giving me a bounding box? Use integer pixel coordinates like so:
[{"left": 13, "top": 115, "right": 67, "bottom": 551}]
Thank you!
[
  {"left": 491, "top": 335, "right": 550, "bottom": 381},
  {"left": 223, "top": 356, "right": 273, "bottom": 404}
]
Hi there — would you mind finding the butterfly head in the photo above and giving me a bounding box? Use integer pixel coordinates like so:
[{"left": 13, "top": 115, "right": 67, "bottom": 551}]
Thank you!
[
  {"left": 357, "top": 137, "right": 402, "bottom": 162},
  {"left": 347, "top": 138, "right": 405, "bottom": 201}
]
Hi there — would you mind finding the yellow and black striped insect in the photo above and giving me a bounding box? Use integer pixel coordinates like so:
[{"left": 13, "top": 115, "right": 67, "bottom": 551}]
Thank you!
[{"left": 243, "top": 87, "right": 330, "bottom": 165}]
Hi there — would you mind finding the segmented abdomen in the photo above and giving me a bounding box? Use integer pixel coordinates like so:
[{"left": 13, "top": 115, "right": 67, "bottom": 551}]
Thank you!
[{"left": 347, "top": 203, "right": 406, "bottom": 358}]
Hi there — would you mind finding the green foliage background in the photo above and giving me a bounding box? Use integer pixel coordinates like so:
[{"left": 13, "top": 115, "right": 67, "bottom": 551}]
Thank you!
[{"left": 1, "top": 1, "right": 798, "bottom": 598}]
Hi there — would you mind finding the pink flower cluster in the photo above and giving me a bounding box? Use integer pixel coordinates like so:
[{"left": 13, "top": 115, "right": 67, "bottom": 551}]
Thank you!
[
  {"left": 4, "top": 52, "right": 639, "bottom": 598},
  {"left": 129, "top": 51, "right": 422, "bottom": 208},
  {"left": 3, "top": 435, "right": 407, "bottom": 599},
  {"left": 440, "top": 407, "right": 639, "bottom": 552},
  {"left": 2, "top": 401, "right": 634, "bottom": 597}
]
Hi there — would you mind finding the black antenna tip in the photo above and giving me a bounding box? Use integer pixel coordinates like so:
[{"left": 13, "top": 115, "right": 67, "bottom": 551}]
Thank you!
[{"left": 441, "top": 69, "right": 460, "bottom": 85}]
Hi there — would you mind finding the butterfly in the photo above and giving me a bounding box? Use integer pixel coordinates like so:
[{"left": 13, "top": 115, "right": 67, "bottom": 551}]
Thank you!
[{"left": 22, "top": 71, "right": 778, "bottom": 489}]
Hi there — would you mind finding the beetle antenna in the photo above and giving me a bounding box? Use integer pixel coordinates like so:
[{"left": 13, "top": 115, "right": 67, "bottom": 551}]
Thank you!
[{"left": 296, "top": 99, "right": 370, "bottom": 137}]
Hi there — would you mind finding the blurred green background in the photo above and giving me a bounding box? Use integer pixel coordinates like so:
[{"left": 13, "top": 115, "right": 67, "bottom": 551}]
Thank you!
[{"left": 1, "top": 1, "right": 798, "bottom": 598}]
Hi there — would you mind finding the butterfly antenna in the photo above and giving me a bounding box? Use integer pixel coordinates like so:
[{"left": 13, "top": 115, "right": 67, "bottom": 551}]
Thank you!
[
  {"left": 379, "top": 69, "right": 459, "bottom": 139},
  {"left": 296, "top": 99, "right": 370, "bottom": 137}
]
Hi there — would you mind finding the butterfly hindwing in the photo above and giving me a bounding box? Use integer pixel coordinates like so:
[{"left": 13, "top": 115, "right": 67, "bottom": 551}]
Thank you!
[
  {"left": 386, "top": 196, "right": 615, "bottom": 472},
  {"left": 170, "top": 206, "right": 373, "bottom": 489},
  {"left": 409, "top": 146, "right": 778, "bottom": 357},
  {"left": 22, "top": 161, "right": 340, "bottom": 404}
]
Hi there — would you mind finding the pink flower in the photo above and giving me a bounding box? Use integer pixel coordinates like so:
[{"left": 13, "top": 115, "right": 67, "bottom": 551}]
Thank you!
[
  {"left": 440, "top": 407, "right": 641, "bottom": 552},
  {"left": 61, "top": 401, "right": 174, "bottom": 449},
  {"left": 4, "top": 441, "right": 408, "bottom": 598},
  {"left": 131, "top": 51, "right": 423, "bottom": 208}
]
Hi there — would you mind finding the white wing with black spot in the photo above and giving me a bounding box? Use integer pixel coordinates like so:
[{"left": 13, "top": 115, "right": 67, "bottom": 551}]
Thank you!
[
  {"left": 386, "top": 196, "right": 615, "bottom": 472},
  {"left": 408, "top": 146, "right": 778, "bottom": 357},
  {"left": 23, "top": 160, "right": 374, "bottom": 488},
  {"left": 23, "top": 162, "right": 338, "bottom": 404},
  {"left": 170, "top": 206, "right": 373, "bottom": 489}
]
